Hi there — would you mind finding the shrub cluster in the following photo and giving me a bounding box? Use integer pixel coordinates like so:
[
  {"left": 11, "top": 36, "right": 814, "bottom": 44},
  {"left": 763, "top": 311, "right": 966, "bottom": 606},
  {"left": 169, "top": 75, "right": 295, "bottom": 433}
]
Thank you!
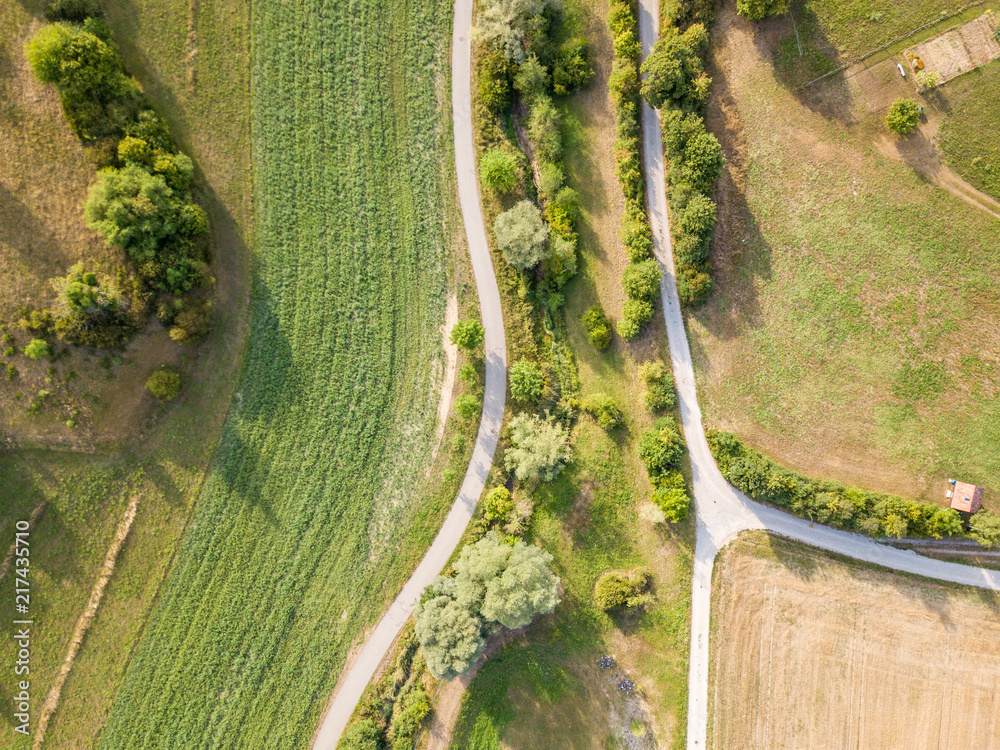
[
  {"left": 641, "top": 21, "right": 721, "bottom": 308},
  {"left": 639, "top": 360, "right": 677, "bottom": 412},
  {"left": 582, "top": 393, "right": 624, "bottom": 431},
  {"left": 886, "top": 98, "right": 921, "bottom": 136},
  {"left": 594, "top": 567, "right": 653, "bottom": 610},
  {"left": 342, "top": 628, "right": 432, "bottom": 750},
  {"left": 638, "top": 415, "right": 692, "bottom": 522},
  {"left": 581, "top": 305, "right": 612, "bottom": 351},
  {"left": 25, "top": 6, "right": 212, "bottom": 354},
  {"left": 608, "top": 0, "right": 661, "bottom": 340},
  {"left": 707, "top": 430, "right": 965, "bottom": 539}
]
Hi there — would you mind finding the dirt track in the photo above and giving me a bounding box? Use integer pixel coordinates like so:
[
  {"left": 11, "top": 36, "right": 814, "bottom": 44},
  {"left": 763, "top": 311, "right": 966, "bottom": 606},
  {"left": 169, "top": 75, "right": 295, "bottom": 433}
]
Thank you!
[{"left": 712, "top": 535, "right": 1000, "bottom": 750}]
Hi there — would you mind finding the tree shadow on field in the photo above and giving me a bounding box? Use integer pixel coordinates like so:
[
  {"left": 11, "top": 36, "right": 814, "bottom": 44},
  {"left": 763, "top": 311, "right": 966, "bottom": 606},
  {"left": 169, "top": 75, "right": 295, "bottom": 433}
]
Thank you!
[
  {"left": 757, "top": 0, "right": 855, "bottom": 123},
  {"left": 0, "top": 182, "right": 63, "bottom": 274}
]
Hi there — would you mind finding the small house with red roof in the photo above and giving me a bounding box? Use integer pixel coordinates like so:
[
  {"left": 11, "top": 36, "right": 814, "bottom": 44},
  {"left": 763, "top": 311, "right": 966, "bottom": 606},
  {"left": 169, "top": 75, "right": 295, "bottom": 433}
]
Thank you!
[{"left": 947, "top": 481, "right": 984, "bottom": 514}]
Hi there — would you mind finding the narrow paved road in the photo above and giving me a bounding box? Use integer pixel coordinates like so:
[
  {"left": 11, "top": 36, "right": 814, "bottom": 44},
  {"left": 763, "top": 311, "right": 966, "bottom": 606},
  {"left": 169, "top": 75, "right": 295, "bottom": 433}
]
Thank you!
[
  {"left": 311, "top": 1, "right": 506, "bottom": 745},
  {"left": 635, "top": 2, "right": 1000, "bottom": 749}
]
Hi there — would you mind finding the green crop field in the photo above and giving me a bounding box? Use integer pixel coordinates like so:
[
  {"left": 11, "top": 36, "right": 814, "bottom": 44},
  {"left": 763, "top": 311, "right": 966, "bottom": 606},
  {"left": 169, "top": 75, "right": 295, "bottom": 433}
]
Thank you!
[
  {"left": 941, "top": 60, "right": 1000, "bottom": 201},
  {"left": 97, "top": 0, "right": 458, "bottom": 747}
]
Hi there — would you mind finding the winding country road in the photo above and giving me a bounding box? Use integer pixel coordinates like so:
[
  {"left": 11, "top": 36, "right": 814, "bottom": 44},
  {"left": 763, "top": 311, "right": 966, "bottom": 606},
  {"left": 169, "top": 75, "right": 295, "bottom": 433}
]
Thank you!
[
  {"left": 635, "top": 1, "right": 1000, "bottom": 749},
  {"left": 310, "top": 1, "right": 506, "bottom": 745}
]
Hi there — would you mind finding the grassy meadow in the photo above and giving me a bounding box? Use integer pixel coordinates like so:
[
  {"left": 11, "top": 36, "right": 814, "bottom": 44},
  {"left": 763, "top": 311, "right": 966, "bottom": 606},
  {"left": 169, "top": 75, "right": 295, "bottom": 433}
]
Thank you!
[
  {"left": 941, "top": 60, "right": 1000, "bottom": 201},
  {"left": 96, "top": 0, "right": 465, "bottom": 747},
  {"left": 690, "top": 2, "right": 1000, "bottom": 505},
  {"left": 451, "top": 2, "right": 694, "bottom": 748}
]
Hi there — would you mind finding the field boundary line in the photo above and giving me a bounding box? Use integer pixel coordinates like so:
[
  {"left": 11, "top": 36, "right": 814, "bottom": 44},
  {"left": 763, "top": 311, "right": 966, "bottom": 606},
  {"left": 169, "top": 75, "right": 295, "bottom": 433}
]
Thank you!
[
  {"left": 32, "top": 494, "right": 141, "bottom": 749},
  {"left": 0, "top": 502, "right": 47, "bottom": 582}
]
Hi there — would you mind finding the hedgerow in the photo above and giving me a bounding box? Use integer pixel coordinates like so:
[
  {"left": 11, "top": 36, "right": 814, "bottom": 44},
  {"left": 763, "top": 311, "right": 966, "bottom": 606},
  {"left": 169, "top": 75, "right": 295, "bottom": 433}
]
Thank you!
[
  {"left": 707, "top": 430, "right": 965, "bottom": 539},
  {"left": 99, "top": 1, "right": 457, "bottom": 746},
  {"left": 641, "top": 10, "right": 724, "bottom": 308},
  {"left": 608, "top": 0, "right": 661, "bottom": 340}
]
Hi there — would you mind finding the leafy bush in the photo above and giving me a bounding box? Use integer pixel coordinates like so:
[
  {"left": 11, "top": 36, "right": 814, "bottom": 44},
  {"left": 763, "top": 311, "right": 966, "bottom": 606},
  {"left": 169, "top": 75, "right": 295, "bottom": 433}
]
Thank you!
[
  {"left": 477, "top": 47, "right": 513, "bottom": 111},
  {"left": 581, "top": 305, "right": 612, "bottom": 351},
  {"left": 886, "top": 98, "right": 920, "bottom": 136},
  {"left": 640, "top": 24, "right": 710, "bottom": 110},
  {"left": 583, "top": 393, "right": 624, "bottom": 431},
  {"left": 494, "top": 200, "right": 550, "bottom": 270},
  {"left": 640, "top": 360, "right": 677, "bottom": 411},
  {"left": 339, "top": 719, "right": 382, "bottom": 750},
  {"left": 514, "top": 54, "right": 550, "bottom": 104},
  {"left": 970, "top": 510, "right": 1000, "bottom": 548},
  {"left": 504, "top": 413, "right": 572, "bottom": 482},
  {"left": 609, "top": 57, "right": 641, "bottom": 108},
  {"left": 145, "top": 368, "right": 181, "bottom": 401},
  {"left": 676, "top": 263, "right": 713, "bottom": 306},
  {"left": 594, "top": 567, "right": 653, "bottom": 610},
  {"left": 674, "top": 192, "right": 716, "bottom": 238},
  {"left": 527, "top": 96, "right": 562, "bottom": 162},
  {"left": 617, "top": 298, "right": 654, "bottom": 340},
  {"left": 454, "top": 392, "right": 481, "bottom": 421},
  {"left": 736, "top": 0, "right": 791, "bottom": 21},
  {"left": 480, "top": 147, "right": 518, "bottom": 193},
  {"left": 483, "top": 486, "right": 514, "bottom": 522},
  {"left": 476, "top": 0, "right": 551, "bottom": 63},
  {"left": 637, "top": 417, "right": 685, "bottom": 476},
  {"left": 450, "top": 319, "right": 485, "bottom": 351},
  {"left": 652, "top": 486, "right": 690, "bottom": 522},
  {"left": 26, "top": 23, "right": 140, "bottom": 141},
  {"left": 169, "top": 299, "right": 213, "bottom": 344},
  {"left": 510, "top": 359, "right": 544, "bottom": 403},
  {"left": 622, "top": 259, "right": 661, "bottom": 302},
  {"left": 674, "top": 232, "right": 709, "bottom": 266},
  {"left": 538, "top": 161, "right": 565, "bottom": 198},
  {"left": 621, "top": 214, "right": 653, "bottom": 262},
  {"left": 552, "top": 38, "right": 593, "bottom": 95},
  {"left": 544, "top": 234, "right": 578, "bottom": 287},
  {"left": 24, "top": 339, "right": 51, "bottom": 360},
  {"left": 681, "top": 131, "right": 723, "bottom": 192}
]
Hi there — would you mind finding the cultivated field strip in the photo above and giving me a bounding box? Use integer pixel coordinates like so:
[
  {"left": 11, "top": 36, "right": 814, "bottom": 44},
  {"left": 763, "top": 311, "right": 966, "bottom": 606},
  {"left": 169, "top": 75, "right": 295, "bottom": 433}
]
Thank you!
[{"left": 98, "top": 1, "right": 453, "bottom": 747}]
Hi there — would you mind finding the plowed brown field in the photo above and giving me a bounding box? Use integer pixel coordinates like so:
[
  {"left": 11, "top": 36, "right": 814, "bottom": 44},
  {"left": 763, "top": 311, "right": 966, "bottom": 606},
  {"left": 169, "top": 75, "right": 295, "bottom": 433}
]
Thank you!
[{"left": 711, "top": 533, "right": 1000, "bottom": 750}]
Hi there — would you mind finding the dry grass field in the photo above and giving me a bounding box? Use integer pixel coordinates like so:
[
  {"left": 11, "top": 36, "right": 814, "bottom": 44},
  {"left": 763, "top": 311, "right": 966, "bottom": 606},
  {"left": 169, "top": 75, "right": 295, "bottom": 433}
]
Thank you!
[{"left": 711, "top": 533, "right": 1000, "bottom": 750}]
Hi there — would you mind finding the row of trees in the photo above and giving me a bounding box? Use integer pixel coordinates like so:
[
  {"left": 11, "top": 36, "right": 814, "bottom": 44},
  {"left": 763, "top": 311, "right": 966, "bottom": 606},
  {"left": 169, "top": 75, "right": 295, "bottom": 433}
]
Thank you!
[{"left": 24, "top": 5, "right": 212, "bottom": 353}]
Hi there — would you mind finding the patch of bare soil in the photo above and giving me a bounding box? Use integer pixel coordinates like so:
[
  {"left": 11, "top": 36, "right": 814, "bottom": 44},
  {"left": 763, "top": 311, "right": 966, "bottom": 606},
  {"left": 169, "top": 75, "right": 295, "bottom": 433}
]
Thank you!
[{"left": 712, "top": 534, "right": 1000, "bottom": 750}]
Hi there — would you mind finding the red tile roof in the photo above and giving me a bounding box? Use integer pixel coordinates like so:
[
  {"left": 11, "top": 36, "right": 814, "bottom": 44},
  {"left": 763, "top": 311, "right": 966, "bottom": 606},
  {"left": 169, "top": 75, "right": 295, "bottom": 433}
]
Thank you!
[{"left": 950, "top": 482, "right": 984, "bottom": 513}]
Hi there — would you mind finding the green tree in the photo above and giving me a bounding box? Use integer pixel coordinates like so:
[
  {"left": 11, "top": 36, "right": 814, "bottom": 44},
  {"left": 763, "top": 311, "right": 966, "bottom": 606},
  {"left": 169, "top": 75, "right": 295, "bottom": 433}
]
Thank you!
[
  {"left": 736, "top": 0, "right": 791, "bottom": 21},
  {"left": 413, "top": 594, "right": 486, "bottom": 680},
  {"left": 621, "top": 213, "right": 653, "bottom": 262},
  {"left": 450, "top": 320, "right": 485, "bottom": 351},
  {"left": 886, "top": 99, "right": 921, "bottom": 136},
  {"left": 480, "top": 541, "right": 560, "bottom": 629},
  {"left": 475, "top": 0, "right": 552, "bottom": 63},
  {"left": 970, "top": 510, "right": 1000, "bottom": 548},
  {"left": 681, "top": 131, "right": 723, "bottom": 192},
  {"left": 552, "top": 38, "right": 594, "bottom": 96},
  {"left": 675, "top": 193, "right": 716, "bottom": 238},
  {"left": 677, "top": 263, "right": 713, "bottom": 306},
  {"left": 509, "top": 359, "right": 544, "bottom": 403},
  {"left": 638, "top": 417, "right": 685, "bottom": 476},
  {"left": 84, "top": 164, "right": 203, "bottom": 262},
  {"left": 494, "top": 200, "right": 550, "bottom": 270},
  {"left": 926, "top": 507, "right": 963, "bottom": 538},
  {"left": 145, "top": 368, "right": 181, "bottom": 401},
  {"left": 583, "top": 394, "right": 624, "bottom": 431},
  {"left": 24, "top": 339, "right": 51, "bottom": 360},
  {"left": 504, "top": 413, "right": 571, "bottom": 482},
  {"left": 514, "top": 54, "right": 550, "bottom": 104},
  {"left": 480, "top": 148, "right": 518, "bottom": 193},
  {"left": 622, "top": 259, "right": 661, "bottom": 302},
  {"left": 477, "top": 48, "right": 513, "bottom": 112},
  {"left": 640, "top": 24, "right": 710, "bottom": 109}
]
